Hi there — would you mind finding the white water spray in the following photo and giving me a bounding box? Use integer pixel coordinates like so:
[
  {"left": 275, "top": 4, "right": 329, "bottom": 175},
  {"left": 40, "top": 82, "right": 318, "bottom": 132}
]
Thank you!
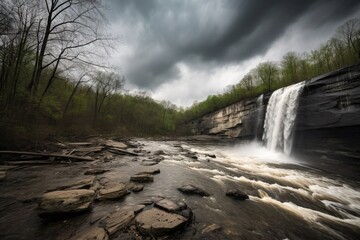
[{"left": 262, "top": 82, "right": 305, "bottom": 154}]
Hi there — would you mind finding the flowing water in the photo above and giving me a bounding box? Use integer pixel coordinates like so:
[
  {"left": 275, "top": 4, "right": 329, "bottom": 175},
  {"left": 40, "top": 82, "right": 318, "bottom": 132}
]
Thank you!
[
  {"left": 0, "top": 139, "right": 359, "bottom": 239},
  {"left": 177, "top": 140, "right": 360, "bottom": 239}
]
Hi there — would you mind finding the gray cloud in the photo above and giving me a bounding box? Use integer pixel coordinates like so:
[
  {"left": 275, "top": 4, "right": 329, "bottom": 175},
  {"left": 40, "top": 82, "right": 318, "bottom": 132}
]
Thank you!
[{"left": 107, "top": 0, "right": 360, "bottom": 94}]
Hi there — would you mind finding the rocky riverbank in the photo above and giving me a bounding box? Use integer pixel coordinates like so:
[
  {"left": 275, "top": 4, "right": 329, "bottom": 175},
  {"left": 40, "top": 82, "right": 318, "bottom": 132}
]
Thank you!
[{"left": 0, "top": 137, "right": 241, "bottom": 240}]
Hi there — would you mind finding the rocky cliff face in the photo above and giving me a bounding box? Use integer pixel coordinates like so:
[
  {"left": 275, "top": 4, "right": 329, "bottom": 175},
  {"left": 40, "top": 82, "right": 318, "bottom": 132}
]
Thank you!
[
  {"left": 191, "top": 97, "right": 267, "bottom": 139},
  {"left": 191, "top": 64, "right": 360, "bottom": 160},
  {"left": 293, "top": 64, "right": 360, "bottom": 161}
]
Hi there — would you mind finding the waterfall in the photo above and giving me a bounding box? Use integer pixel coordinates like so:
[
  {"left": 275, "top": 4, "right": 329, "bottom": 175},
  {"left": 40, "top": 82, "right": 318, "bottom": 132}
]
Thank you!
[
  {"left": 262, "top": 82, "right": 305, "bottom": 154},
  {"left": 254, "top": 94, "right": 264, "bottom": 140}
]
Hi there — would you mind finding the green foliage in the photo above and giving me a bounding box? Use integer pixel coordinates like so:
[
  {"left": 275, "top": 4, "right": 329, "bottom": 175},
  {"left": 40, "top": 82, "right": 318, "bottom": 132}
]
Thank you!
[{"left": 180, "top": 18, "right": 360, "bottom": 123}]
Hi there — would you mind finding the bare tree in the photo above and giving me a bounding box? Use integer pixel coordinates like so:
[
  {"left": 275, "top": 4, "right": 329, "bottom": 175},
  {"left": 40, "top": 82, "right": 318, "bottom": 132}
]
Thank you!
[
  {"left": 335, "top": 18, "right": 360, "bottom": 60},
  {"left": 93, "top": 71, "right": 124, "bottom": 122},
  {"left": 27, "top": 0, "right": 115, "bottom": 97}
]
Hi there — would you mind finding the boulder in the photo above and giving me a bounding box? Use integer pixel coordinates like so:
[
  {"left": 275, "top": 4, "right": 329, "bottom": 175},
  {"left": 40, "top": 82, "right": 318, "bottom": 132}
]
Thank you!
[
  {"left": 155, "top": 199, "right": 182, "bottom": 212},
  {"left": 38, "top": 189, "right": 95, "bottom": 215},
  {"left": 225, "top": 189, "right": 249, "bottom": 200},
  {"left": 130, "top": 174, "right": 154, "bottom": 183},
  {"left": 98, "top": 183, "right": 128, "bottom": 199},
  {"left": 126, "top": 182, "right": 144, "bottom": 192},
  {"left": 153, "top": 150, "right": 165, "bottom": 155},
  {"left": 177, "top": 184, "right": 209, "bottom": 197},
  {"left": 71, "top": 227, "right": 109, "bottom": 240},
  {"left": 205, "top": 153, "right": 216, "bottom": 158},
  {"left": 0, "top": 171, "right": 6, "bottom": 181},
  {"left": 135, "top": 208, "right": 187, "bottom": 236}
]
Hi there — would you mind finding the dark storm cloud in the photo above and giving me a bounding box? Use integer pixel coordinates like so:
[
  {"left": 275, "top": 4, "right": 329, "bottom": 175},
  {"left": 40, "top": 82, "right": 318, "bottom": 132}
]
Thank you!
[{"left": 108, "top": 0, "right": 360, "bottom": 90}]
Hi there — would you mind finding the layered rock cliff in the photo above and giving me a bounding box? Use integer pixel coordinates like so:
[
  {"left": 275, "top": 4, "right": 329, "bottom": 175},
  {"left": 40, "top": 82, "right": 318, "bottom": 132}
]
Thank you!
[
  {"left": 293, "top": 64, "right": 360, "bottom": 161},
  {"left": 190, "top": 97, "right": 266, "bottom": 139}
]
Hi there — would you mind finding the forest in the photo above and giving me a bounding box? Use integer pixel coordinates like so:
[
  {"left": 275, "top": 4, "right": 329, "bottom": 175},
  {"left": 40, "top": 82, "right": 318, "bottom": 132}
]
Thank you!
[{"left": 0, "top": 0, "right": 359, "bottom": 148}]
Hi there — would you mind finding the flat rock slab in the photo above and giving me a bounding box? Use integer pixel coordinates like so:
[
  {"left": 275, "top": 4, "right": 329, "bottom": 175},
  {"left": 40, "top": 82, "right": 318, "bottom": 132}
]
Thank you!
[
  {"left": 226, "top": 189, "right": 249, "bottom": 200},
  {"left": 47, "top": 176, "right": 96, "bottom": 192},
  {"left": 105, "top": 210, "right": 135, "bottom": 235},
  {"left": 0, "top": 171, "right": 6, "bottom": 181},
  {"left": 127, "top": 182, "right": 144, "bottom": 192},
  {"left": 177, "top": 184, "right": 209, "bottom": 197},
  {"left": 99, "top": 183, "right": 128, "bottom": 199},
  {"left": 71, "top": 227, "right": 109, "bottom": 240},
  {"left": 84, "top": 169, "right": 109, "bottom": 175},
  {"left": 119, "top": 204, "right": 145, "bottom": 214},
  {"left": 38, "top": 189, "right": 95, "bottom": 215},
  {"left": 130, "top": 174, "right": 154, "bottom": 183},
  {"left": 155, "top": 199, "right": 181, "bottom": 212},
  {"left": 135, "top": 208, "right": 187, "bottom": 236},
  {"left": 105, "top": 140, "right": 127, "bottom": 149},
  {"left": 135, "top": 169, "right": 160, "bottom": 175}
]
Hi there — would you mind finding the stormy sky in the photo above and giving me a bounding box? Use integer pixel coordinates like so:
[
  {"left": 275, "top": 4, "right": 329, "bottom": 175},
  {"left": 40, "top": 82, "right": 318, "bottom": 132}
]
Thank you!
[{"left": 106, "top": 0, "right": 360, "bottom": 107}]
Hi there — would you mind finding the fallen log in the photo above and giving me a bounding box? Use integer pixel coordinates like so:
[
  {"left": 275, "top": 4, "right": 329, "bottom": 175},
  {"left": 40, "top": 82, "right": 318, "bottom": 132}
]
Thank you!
[
  {"left": 0, "top": 151, "right": 93, "bottom": 162},
  {"left": 107, "top": 147, "right": 139, "bottom": 156}
]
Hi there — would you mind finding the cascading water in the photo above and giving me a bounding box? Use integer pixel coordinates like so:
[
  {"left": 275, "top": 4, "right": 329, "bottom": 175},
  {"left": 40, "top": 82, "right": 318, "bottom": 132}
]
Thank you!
[
  {"left": 254, "top": 94, "right": 264, "bottom": 140},
  {"left": 262, "top": 82, "right": 305, "bottom": 154}
]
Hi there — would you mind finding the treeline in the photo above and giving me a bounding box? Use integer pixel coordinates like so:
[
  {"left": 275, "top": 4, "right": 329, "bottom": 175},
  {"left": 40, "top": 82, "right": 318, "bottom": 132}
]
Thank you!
[
  {"left": 0, "top": 0, "right": 182, "bottom": 148},
  {"left": 1, "top": 1, "right": 359, "bottom": 147},
  {"left": 181, "top": 18, "right": 360, "bottom": 122}
]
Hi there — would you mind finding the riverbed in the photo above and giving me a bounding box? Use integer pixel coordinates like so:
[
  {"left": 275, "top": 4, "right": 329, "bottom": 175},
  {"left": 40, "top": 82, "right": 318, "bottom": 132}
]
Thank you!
[{"left": 0, "top": 138, "right": 359, "bottom": 240}]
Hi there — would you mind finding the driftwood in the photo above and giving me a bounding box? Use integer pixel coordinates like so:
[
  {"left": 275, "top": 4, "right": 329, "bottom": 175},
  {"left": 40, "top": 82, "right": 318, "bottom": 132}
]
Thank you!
[
  {"left": 106, "top": 147, "right": 139, "bottom": 156},
  {"left": 0, "top": 151, "right": 93, "bottom": 162}
]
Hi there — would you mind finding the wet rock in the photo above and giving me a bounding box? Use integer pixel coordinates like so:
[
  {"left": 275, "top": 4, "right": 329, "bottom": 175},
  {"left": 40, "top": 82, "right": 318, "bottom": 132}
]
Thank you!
[
  {"left": 104, "top": 210, "right": 135, "bottom": 235},
  {"left": 84, "top": 169, "right": 109, "bottom": 175},
  {"left": 0, "top": 171, "right": 6, "bottom": 181},
  {"left": 47, "top": 176, "right": 96, "bottom": 192},
  {"left": 127, "top": 182, "right": 144, "bottom": 192},
  {"left": 119, "top": 204, "right": 145, "bottom": 214},
  {"left": 135, "top": 208, "right": 187, "bottom": 236},
  {"left": 155, "top": 199, "right": 182, "bottom": 212},
  {"left": 176, "top": 200, "right": 187, "bottom": 210},
  {"left": 205, "top": 153, "right": 216, "bottom": 158},
  {"left": 135, "top": 169, "right": 160, "bottom": 175},
  {"left": 149, "top": 156, "right": 165, "bottom": 162},
  {"left": 71, "top": 227, "right": 109, "bottom": 240},
  {"left": 177, "top": 184, "right": 210, "bottom": 197},
  {"left": 38, "top": 189, "right": 95, "bottom": 215},
  {"left": 98, "top": 183, "right": 129, "bottom": 199},
  {"left": 178, "top": 209, "right": 193, "bottom": 220},
  {"left": 130, "top": 174, "right": 154, "bottom": 183},
  {"left": 153, "top": 150, "right": 165, "bottom": 155},
  {"left": 225, "top": 189, "right": 249, "bottom": 200},
  {"left": 141, "top": 160, "right": 158, "bottom": 166},
  {"left": 184, "top": 153, "right": 198, "bottom": 160},
  {"left": 201, "top": 223, "right": 221, "bottom": 234}
]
